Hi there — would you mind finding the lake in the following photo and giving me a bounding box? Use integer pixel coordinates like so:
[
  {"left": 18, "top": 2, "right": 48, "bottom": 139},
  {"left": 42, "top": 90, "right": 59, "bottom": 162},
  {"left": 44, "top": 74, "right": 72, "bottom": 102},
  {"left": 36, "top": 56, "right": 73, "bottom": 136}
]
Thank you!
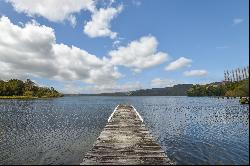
[{"left": 0, "top": 96, "right": 249, "bottom": 165}]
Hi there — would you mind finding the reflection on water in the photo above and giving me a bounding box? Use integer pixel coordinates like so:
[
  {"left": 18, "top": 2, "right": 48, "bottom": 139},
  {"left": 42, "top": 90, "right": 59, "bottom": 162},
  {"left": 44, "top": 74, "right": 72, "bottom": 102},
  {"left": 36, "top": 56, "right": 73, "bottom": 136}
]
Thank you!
[{"left": 0, "top": 96, "right": 249, "bottom": 165}]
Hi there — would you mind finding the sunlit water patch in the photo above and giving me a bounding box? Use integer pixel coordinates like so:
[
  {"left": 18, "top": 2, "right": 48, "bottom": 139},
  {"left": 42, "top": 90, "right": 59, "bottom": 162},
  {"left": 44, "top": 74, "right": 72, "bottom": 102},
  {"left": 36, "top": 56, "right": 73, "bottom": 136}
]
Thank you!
[{"left": 0, "top": 96, "right": 248, "bottom": 165}]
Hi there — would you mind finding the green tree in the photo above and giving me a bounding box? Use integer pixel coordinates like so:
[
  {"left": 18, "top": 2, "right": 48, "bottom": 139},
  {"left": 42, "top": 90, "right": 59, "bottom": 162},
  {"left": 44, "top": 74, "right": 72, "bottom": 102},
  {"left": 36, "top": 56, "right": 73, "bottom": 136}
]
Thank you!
[
  {"left": 0, "top": 78, "right": 62, "bottom": 98},
  {"left": 7, "top": 79, "right": 24, "bottom": 96}
]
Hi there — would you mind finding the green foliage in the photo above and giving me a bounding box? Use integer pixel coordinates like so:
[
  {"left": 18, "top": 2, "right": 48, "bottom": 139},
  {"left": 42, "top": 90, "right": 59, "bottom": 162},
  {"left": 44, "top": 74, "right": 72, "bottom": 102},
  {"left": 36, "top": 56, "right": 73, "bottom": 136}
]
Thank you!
[
  {"left": 23, "top": 90, "right": 34, "bottom": 97},
  {"left": 187, "top": 79, "right": 249, "bottom": 97},
  {"left": 240, "top": 97, "right": 249, "bottom": 104},
  {"left": 0, "top": 79, "right": 63, "bottom": 98}
]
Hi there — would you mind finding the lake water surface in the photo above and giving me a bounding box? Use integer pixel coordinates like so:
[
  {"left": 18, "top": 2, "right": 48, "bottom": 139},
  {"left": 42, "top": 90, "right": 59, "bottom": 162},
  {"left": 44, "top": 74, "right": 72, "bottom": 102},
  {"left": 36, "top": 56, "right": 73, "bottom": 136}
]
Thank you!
[{"left": 0, "top": 96, "right": 249, "bottom": 165}]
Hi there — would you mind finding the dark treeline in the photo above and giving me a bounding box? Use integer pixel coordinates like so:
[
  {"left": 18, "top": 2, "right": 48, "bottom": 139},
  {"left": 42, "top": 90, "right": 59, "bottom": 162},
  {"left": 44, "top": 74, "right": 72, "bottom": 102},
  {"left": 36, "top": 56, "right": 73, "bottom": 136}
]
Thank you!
[
  {"left": 187, "top": 79, "right": 249, "bottom": 97},
  {"left": 0, "top": 79, "right": 63, "bottom": 98},
  {"left": 128, "top": 84, "right": 193, "bottom": 96}
]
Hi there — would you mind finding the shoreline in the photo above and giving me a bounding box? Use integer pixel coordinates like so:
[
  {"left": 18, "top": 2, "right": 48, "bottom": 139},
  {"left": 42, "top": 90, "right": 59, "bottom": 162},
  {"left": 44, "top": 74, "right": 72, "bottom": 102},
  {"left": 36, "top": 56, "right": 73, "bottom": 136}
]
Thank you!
[{"left": 0, "top": 96, "right": 63, "bottom": 99}]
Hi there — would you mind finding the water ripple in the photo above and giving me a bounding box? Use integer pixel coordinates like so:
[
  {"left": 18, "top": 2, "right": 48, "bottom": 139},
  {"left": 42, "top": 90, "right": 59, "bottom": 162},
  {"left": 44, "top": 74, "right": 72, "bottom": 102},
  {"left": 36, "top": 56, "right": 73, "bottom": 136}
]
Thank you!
[{"left": 0, "top": 96, "right": 249, "bottom": 165}]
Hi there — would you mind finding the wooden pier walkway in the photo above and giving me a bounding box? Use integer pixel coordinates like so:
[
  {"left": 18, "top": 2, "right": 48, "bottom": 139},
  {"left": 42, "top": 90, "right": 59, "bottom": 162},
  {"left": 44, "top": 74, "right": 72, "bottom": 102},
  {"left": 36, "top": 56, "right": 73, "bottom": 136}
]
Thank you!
[{"left": 81, "top": 104, "right": 174, "bottom": 165}]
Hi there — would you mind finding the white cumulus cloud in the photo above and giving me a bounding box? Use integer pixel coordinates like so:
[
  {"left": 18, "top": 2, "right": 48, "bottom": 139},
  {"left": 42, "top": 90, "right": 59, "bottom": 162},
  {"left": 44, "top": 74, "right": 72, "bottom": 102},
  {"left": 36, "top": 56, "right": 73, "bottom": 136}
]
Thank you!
[
  {"left": 150, "top": 78, "right": 178, "bottom": 88},
  {"left": 84, "top": 5, "right": 123, "bottom": 39},
  {"left": 6, "top": 0, "right": 95, "bottom": 26},
  {"left": 233, "top": 18, "right": 244, "bottom": 25},
  {"left": 165, "top": 57, "right": 192, "bottom": 71},
  {"left": 0, "top": 16, "right": 121, "bottom": 84},
  {"left": 7, "top": 0, "right": 124, "bottom": 37},
  {"left": 183, "top": 70, "right": 208, "bottom": 77},
  {"left": 108, "top": 35, "right": 168, "bottom": 72},
  {"left": 83, "top": 81, "right": 143, "bottom": 93},
  {"left": 62, "top": 81, "right": 143, "bottom": 94}
]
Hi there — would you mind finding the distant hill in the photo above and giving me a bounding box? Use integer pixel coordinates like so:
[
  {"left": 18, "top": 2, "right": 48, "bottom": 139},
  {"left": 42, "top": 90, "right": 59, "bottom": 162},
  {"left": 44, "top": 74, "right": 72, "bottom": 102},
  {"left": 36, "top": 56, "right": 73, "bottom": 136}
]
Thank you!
[
  {"left": 71, "top": 84, "right": 193, "bottom": 96},
  {"left": 128, "top": 84, "right": 193, "bottom": 96}
]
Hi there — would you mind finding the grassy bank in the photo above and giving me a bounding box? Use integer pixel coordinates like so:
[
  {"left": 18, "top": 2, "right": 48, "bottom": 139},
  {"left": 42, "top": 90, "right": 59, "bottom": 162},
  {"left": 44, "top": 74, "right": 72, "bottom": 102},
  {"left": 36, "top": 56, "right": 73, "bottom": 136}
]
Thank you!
[
  {"left": 0, "top": 96, "right": 38, "bottom": 99},
  {"left": 0, "top": 95, "right": 63, "bottom": 99}
]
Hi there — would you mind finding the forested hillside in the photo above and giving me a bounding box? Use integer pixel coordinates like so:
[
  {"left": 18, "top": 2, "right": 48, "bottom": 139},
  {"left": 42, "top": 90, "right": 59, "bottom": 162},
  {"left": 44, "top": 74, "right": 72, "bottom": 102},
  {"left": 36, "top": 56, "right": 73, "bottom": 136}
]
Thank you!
[
  {"left": 187, "top": 79, "right": 249, "bottom": 97},
  {"left": 0, "top": 79, "right": 63, "bottom": 98}
]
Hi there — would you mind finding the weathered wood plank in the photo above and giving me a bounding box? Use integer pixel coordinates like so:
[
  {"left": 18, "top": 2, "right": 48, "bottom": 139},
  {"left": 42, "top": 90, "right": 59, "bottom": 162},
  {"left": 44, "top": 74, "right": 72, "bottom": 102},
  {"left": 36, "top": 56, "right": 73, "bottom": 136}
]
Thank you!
[{"left": 81, "top": 104, "right": 174, "bottom": 165}]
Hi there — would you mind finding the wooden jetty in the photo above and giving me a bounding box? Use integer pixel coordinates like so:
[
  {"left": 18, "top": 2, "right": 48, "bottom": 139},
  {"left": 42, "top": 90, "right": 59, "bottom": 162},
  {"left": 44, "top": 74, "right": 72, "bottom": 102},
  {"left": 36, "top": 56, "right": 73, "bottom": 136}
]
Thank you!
[{"left": 81, "top": 104, "right": 174, "bottom": 165}]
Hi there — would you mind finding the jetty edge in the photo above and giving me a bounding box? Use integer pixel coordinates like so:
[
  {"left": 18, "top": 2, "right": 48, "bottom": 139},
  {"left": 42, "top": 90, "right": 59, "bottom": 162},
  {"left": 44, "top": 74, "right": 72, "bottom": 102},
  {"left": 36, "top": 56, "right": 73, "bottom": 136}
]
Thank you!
[{"left": 81, "top": 104, "right": 174, "bottom": 165}]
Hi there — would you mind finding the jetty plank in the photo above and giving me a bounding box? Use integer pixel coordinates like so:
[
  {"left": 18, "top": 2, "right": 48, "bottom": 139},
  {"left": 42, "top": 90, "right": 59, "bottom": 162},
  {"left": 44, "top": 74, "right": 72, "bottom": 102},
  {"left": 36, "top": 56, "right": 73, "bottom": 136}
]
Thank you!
[{"left": 81, "top": 105, "right": 174, "bottom": 165}]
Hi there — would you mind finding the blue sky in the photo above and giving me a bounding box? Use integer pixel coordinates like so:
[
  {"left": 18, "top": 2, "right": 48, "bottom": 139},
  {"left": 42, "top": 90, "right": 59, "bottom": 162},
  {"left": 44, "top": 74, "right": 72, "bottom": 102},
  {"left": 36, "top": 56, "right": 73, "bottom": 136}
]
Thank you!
[{"left": 0, "top": 0, "right": 249, "bottom": 93}]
